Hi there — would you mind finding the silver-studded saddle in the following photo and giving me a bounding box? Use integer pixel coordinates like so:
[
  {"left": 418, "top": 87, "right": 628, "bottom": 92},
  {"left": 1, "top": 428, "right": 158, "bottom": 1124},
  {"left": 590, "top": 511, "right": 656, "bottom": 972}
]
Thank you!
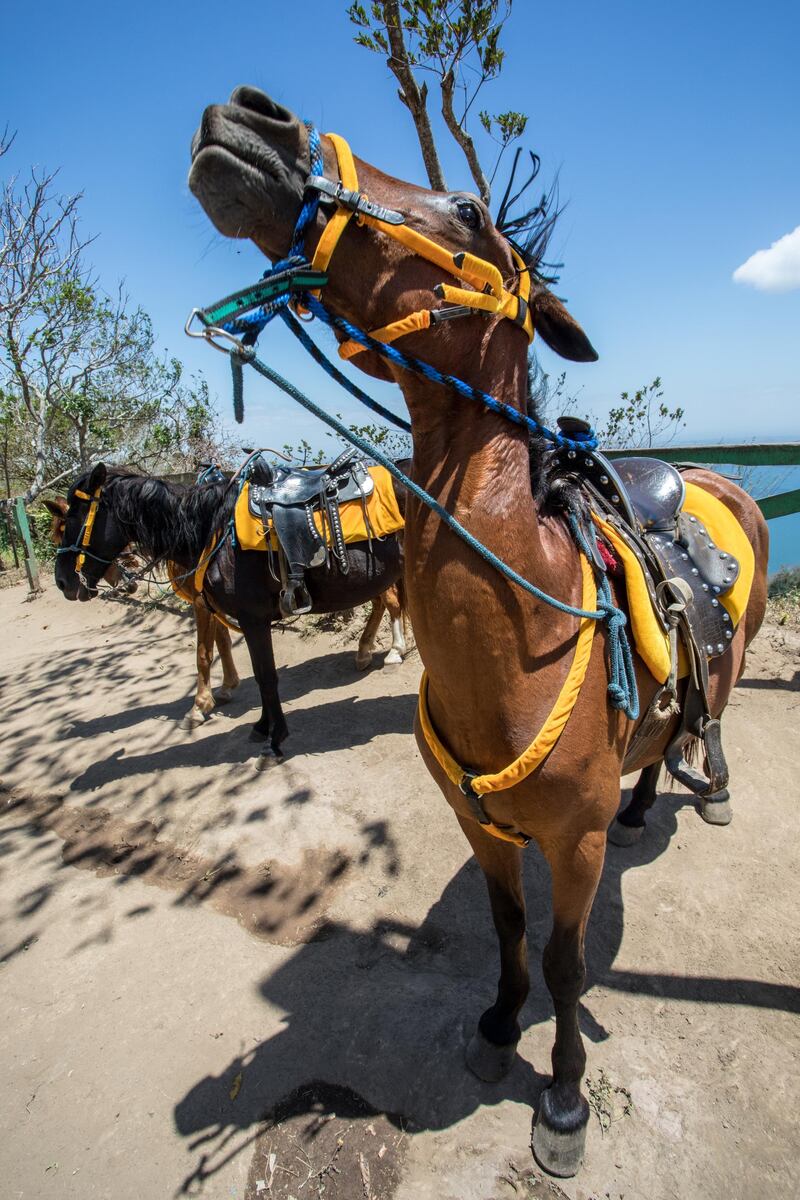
[{"left": 556, "top": 420, "right": 742, "bottom": 802}]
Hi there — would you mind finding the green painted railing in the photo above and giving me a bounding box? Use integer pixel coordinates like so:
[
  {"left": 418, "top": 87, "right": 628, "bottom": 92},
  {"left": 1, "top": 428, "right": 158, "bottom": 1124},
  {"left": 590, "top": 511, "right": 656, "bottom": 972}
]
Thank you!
[{"left": 604, "top": 443, "right": 800, "bottom": 519}]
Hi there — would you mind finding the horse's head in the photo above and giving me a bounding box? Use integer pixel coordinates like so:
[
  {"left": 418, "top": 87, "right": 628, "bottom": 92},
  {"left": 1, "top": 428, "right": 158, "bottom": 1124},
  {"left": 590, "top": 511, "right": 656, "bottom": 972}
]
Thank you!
[
  {"left": 53, "top": 464, "right": 130, "bottom": 601},
  {"left": 189, "top": 87, "right": 596, "bottom": 395}
]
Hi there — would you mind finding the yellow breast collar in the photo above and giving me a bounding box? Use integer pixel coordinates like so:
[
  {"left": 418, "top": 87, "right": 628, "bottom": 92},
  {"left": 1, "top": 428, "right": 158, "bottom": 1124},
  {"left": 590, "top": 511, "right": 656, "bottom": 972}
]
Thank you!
[
  {"left": 305, "top": 132, "right": 534, "bottom": 359},
  {"left": 417, "top": 554, "right": 596, "bottom": 847}
]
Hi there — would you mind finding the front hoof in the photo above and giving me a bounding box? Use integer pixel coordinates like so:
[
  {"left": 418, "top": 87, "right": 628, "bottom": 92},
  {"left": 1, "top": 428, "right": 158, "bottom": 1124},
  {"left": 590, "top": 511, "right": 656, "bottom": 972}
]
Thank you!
[
  {"left": 532, "top": 1088, "right": 589, "bottom": 1178},
  {"left": 465, "top": 1027, "right": 518, "bottom": 1082},
  {"left": 214, "top": 686, "right": 235, "bottom": 704},
  {"left": 355, "top": 652, "right": 372, "bottom": 671},
  {"left": 384, "top": 648, "right": 403, "bottom": 665},
  {"left": 607, "top": 817, "right": 644, "bottom": 847},
  {"left": 699, "top": 788, "right": 732, "bottom": 826},
  {"left": 181, "top": 709, "right": 206, "bottom": 731},
  {"left": 256, "top": 749, "right": 284, "bottom": 772}
]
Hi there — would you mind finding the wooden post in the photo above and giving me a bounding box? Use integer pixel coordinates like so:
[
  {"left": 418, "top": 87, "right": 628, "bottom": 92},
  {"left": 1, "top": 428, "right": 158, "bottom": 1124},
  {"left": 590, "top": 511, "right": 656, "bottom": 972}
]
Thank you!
[{"left": 13, "top": 498, "right": 41, "bottom": 594}]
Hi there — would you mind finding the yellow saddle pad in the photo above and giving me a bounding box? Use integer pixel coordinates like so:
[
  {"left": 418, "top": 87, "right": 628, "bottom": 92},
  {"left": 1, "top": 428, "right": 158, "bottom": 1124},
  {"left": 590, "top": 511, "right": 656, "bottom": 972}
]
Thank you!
[
  {"left": 234, "top": 464, "right": 404, "bottom": 552},
  {"left": 593, "top": 482, "right": 755, "bottom": 683}
]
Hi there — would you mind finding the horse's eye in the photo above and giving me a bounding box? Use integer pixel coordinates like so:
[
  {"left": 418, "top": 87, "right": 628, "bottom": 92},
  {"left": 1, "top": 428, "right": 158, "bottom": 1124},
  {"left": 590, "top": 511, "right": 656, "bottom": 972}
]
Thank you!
[{"left": 456, "top": 199, "right": 481, "bottom": 231}]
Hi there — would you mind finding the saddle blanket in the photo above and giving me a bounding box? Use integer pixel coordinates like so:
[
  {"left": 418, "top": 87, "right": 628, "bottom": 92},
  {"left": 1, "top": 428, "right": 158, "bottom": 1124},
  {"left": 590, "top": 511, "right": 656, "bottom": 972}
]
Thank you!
[
  {"left": 593, "top": 482, "right": 755, "bottom": 683},
  {"left": 235, "top": 465, "right": 404, "bottom": 552}
]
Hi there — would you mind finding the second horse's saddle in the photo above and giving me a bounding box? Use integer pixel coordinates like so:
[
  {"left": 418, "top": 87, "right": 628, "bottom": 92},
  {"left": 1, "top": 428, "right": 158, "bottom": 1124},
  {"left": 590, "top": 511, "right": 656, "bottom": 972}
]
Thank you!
[
  {"left": 556, "top": 420, "right": 742, "bottom": 805},
  {"left": 247, "top": 448, "right": 375, "bottom": 617}
]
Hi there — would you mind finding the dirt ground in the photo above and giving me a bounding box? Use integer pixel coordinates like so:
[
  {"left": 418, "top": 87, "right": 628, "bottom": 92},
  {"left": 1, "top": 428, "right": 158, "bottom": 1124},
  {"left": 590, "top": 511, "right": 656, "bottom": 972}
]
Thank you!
[{"left": 1, "top": 577, "right": 798, "bottom": 1200}]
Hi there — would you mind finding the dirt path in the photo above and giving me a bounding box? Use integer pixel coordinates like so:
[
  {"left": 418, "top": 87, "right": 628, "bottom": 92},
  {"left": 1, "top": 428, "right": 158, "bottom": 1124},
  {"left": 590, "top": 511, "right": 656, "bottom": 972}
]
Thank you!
[{"left": 1, "top": 579, "right": 798, "bottom": 1200}]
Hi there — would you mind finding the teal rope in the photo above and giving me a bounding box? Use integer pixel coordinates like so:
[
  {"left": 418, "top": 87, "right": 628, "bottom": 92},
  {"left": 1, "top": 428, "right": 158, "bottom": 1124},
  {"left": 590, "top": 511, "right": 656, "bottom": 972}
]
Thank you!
[{"left": 236, "top": 344, "right": 639, "bottom": 718}]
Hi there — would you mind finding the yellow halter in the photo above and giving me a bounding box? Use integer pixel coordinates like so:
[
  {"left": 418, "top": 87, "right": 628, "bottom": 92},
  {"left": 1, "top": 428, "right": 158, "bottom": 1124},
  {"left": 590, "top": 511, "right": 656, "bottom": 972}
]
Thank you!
[
  {"left": 72, "top": 486, "right": 103, "bottom": 574},
  {"left": 306, "top": 132, "right": 534, "bottom": 359}
]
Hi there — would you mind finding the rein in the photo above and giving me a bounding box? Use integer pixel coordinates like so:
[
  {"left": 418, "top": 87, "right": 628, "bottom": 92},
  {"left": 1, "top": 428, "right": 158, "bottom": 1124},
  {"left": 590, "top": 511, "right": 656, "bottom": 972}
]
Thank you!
[{"left": 186, "top": 124, "right": 638, "bottom": 723}]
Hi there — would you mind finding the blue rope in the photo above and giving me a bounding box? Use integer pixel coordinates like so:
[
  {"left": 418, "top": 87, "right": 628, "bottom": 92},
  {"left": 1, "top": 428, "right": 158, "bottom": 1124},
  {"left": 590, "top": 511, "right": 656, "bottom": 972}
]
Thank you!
[
  {"left": 300, "top": 294, "right": 595, "bottom": 452},
  {"left": 280, "top": 310, "right": 411, "bottom": 432}
]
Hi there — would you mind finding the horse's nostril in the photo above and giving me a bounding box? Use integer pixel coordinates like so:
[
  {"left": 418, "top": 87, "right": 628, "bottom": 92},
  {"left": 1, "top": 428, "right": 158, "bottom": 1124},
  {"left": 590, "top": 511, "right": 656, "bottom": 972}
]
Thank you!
[{"left": 229, "top": 86, "right": 295, "bottom": 124}]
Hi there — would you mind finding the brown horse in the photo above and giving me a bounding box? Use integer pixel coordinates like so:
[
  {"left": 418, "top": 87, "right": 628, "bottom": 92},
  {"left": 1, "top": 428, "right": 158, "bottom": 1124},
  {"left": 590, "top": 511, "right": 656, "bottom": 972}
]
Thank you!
[{"left": 188, "top": 88, "right": 768, "bottom": 1175}]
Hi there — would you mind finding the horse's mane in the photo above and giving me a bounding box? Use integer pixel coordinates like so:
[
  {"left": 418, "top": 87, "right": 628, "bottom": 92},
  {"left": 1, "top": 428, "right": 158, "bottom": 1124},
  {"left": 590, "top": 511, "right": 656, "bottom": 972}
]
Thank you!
[
  {"left": 495, "top": 148, "right": 561, "bottom": 285},
  {"left": 525, "top": 364, "right": 586, "bottom": 521},
  {"left": 101, "top": 469, "right": 235, "bottom": 563}
]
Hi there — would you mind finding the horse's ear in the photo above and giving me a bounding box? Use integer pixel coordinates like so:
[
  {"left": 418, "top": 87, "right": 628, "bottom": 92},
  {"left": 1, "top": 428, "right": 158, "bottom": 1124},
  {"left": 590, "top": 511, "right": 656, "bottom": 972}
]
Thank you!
[
  {"left": 43, "top": 497, "right": 68, "bottom": 518},
  {"left": 531, "top": 284, "right": 598, "bottom": 362},
  {"left": 88, "top": 462, "right": 108, "bottom": 492}
]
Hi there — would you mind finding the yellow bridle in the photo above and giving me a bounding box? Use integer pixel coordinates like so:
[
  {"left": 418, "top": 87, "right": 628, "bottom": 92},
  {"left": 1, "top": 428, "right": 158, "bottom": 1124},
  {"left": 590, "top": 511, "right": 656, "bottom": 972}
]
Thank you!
[
  {"left": 72, "top": 486, "right": 103, "bottom": 574},
  {"left": 306, "top": 132, "right": 534, "bottom": 360}
]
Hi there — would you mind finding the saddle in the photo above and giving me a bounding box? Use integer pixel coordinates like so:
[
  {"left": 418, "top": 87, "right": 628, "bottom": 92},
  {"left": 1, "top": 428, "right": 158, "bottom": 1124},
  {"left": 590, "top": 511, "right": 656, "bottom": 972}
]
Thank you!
[
  {"left": 556, "top": 420, "right": 745, "bottom": 806},
  {"left": 246, "top": 448, "right": 375, "bottom": 616}
]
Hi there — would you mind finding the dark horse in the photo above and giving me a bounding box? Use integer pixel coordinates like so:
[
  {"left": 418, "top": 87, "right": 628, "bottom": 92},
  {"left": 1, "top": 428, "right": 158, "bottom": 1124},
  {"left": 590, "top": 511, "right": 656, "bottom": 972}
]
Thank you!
[
  {"left": 187, "top": 87, "right": 768, "bottom": 1176},
  {"left": 54, "top": 465, "right": 404, "bottom": 757}
]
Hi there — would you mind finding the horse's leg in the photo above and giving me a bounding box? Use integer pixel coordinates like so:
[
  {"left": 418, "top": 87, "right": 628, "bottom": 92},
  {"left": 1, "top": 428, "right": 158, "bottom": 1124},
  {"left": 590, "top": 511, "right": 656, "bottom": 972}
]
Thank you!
[
  {"left": 533, "top": 829, "right": 606, "bottom": 1178},
  {"left": 212, "top": 618, "right": 240, "bottom": 703},
  {"left": 606, "top": 761, "right": 661, "bottom": 846},
  {"left": 239, "top": 616, "right": 288, "bottom": 760},
  {"left": 355, "top": 597, "right": 385, "bottom": 670},
  {"left": 182, "top": 601, "right": 217, "bottom": 729},
  {"left": 456, "top": 815, "right": 529, "bottom": 1082},
  {"left": 383, "top": 584, "right": 407, "bottom": 665}
]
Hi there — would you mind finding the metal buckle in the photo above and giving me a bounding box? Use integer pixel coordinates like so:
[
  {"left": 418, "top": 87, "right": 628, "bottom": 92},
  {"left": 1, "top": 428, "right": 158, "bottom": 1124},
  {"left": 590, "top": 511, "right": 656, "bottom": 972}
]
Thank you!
[
  {"left": 307, "top": 175, "right": 405, "bottom": 225},
  {"left": 184, "top": 309, "right": 256, "bottom": 358},
  {"left": 429, "top": 304, "right": 476, "bottom": 325}
]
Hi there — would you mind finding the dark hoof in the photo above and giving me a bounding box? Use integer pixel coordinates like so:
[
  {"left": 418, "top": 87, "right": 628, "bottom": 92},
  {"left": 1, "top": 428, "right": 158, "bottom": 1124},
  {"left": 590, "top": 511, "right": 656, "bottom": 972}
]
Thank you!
[
  {"left": 465, "top": 1027, "right": 518, "bottom": 1082},
  {"left": 607, "top": 817, "right": 644, "bottom": 847},
  {"left": 256, "top": 749, "right": 284, "bottom": 772},
  {"left": 531, "top": 1088, "right": 589, "bottom": 1178},
  {"left": 699, "top": 789, "right": 732, "bottom": 826}
]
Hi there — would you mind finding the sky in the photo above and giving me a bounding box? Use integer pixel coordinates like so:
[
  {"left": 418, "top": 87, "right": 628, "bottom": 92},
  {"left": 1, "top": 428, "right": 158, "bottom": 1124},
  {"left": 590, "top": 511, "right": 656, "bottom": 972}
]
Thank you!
[{"left": 2, "top": 0, "right": 799, "bottom": 563}]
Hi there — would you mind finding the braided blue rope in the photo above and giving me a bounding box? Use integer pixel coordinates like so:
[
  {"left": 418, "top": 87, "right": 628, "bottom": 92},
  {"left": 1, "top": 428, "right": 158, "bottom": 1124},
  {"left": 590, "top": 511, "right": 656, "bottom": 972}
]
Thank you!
[
  {"left": 567, "top": 513, "right": 639, "bottom": 719},
  {"left": 301, "top": 294, "right": 595, "bottom": 452}
]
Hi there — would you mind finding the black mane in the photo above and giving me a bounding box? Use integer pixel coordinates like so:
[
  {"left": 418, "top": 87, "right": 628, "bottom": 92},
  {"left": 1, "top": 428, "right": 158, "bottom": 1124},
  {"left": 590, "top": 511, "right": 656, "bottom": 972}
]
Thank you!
[
  {"left": 102, "top": 470, "right": 235, "bottom": 564},
  {"left": 495, "top": 147, "right": 561, "bottom": 285}
]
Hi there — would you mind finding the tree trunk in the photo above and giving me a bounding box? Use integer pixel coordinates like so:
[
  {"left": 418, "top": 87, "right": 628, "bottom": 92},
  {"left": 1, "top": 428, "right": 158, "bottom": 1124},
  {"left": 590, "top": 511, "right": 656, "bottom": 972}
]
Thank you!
[
  {"left": 382, "top": 0, "right": 447, "bottom": 192},
  {"left": 440, "top": 70, "right": 491, "bottom": 205}
]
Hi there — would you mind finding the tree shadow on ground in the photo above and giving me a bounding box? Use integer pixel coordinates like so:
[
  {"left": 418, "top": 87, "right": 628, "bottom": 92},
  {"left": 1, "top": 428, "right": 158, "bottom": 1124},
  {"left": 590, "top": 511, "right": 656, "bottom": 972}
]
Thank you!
[{"left": 172, "top": 786, "right": 800, "bottom": 1194}]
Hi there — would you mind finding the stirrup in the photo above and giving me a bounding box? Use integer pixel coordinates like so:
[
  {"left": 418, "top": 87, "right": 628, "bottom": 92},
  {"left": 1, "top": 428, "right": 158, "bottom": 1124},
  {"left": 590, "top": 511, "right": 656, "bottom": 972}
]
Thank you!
[
  {"left": 279, "top": 579, "right": 313, "bottom": 617},
  {"left": 664, "top": 717, "right": 729, "bottom": 796}
]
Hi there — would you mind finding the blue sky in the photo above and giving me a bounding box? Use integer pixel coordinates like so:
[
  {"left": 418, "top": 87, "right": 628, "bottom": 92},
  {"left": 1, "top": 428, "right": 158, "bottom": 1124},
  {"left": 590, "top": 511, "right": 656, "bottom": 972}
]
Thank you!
[{"left": 2, "top": 1, "right": 799, "bottom": 560}]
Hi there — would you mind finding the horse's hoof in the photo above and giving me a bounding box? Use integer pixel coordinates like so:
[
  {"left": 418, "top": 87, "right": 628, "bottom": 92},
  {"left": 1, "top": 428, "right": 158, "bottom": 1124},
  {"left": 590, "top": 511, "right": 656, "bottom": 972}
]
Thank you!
[
  {"left": 181, "top": 710, "right": 206, "bottom": 731},
  {"left": 531, "top": 1088, "right": 589, "bottom": 1178},
  {"left": 699, "top": 789, "right": 732, "bottom": 826},
  {"left": 607, "top": 817, "right": 644, "bottom": 847},
  {"left": 355, "top": 653, "right": 372, "bottom": 671},
  {"left": 465, "top": 1028, "right": 518, "bottom": 1082},
  {"left": 384, "top": 648, "right": 404, "bottom": 665},
  {"left": 256, "top": 750, "right": 284, "bottom": 771},
  {"left": 215, "top": 686, "right": 234, "bottom": 704}
]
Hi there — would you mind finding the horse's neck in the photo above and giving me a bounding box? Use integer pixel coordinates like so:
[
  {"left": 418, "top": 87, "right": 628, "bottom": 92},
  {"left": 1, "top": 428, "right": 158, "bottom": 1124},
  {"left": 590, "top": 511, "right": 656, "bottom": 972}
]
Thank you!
[{"left": 400, "top": 359, "right": 579, "bottom": 718}]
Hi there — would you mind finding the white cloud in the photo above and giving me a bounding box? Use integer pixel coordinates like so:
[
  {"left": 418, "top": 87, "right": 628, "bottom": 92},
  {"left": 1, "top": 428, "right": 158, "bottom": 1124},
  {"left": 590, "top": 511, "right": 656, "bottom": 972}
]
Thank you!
[{"left": 733, "top": 225, "right": 800, "bottom": 293}]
